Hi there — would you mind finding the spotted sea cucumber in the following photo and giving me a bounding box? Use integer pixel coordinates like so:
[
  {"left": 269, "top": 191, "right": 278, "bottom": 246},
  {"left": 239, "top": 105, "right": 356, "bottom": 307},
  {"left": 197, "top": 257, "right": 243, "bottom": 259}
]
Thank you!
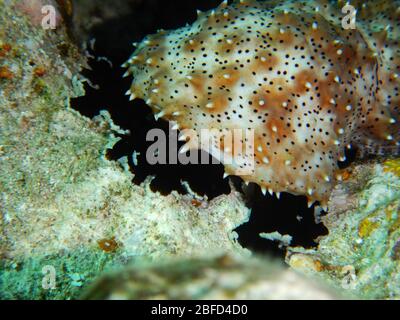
[{"left": 124, "top": 0, "right": 400, "bottom": 207}]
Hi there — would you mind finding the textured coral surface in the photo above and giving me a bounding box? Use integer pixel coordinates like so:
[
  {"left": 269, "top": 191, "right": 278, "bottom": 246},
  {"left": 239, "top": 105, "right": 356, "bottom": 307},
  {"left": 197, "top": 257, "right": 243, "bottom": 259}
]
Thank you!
[
  {"left": 287, "top": 159, "right": 400, "bottom": 299},
  {"left": 126, "top": 0, "right": 400, "bottom": 205}
]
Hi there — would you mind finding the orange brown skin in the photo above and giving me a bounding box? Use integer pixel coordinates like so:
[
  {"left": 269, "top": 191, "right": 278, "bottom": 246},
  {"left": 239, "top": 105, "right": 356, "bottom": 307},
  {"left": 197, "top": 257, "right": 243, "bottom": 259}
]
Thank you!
[
  {"left": 97, "top": 237, "right": 119, "bottom": 253},
  {"left": 124, "top": 0, "right": 400, "bottom": 207}
]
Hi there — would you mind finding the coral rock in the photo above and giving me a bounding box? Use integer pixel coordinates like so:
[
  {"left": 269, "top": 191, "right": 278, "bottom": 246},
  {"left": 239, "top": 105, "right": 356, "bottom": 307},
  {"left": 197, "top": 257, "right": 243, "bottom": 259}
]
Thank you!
[
  {"left": 82, "top": 255, "right": 341, "bottom": 300},
  {"left": 287, "top": 159, "right": 400, "bottom": 299}
]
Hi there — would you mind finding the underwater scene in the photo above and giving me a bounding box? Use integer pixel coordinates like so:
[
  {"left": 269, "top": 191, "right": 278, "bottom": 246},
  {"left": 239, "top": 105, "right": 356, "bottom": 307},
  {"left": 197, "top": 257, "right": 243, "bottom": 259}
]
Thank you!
[{"left": 0, "top": 0, "right": 399, "bottom": 303}]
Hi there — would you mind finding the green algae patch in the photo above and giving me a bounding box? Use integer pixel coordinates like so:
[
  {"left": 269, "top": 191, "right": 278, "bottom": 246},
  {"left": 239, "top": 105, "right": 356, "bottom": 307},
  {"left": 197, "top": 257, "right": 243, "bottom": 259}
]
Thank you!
[{"left": 0, "top": 247, "right": 126, "bottom": 300}]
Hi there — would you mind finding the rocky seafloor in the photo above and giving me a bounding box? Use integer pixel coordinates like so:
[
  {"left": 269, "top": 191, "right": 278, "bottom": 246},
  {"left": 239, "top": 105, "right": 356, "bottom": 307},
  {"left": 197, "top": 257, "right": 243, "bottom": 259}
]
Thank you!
[{"left": 0, "top": 0, "right": 399, "bottom": 300}]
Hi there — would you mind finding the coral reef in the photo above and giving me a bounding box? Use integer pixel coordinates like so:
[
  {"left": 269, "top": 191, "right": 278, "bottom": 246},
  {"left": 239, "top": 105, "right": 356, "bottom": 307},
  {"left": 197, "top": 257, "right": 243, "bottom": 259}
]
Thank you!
[
  {"left": 125, "top": 0, "right": 400, "bottom": 206},
  {"left": 0, "top": 0, "right": 250, "bottom": 299},
  {"left": 82, "top": 255, "right": 341, "bottom": 300},
  {"left": 287, "top": 159, "right": 400, "bottom": 299}
]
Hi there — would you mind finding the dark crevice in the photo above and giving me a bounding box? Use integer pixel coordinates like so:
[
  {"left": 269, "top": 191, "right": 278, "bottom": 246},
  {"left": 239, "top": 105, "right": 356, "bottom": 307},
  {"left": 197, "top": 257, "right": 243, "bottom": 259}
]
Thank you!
[
  {"left": 338, "top": 145, "right": 358, "bottom": 169},
  {"left": 71, "top": 0, "right": 329, "bottom": 258},
  {"left": 235, "top": 187, "right": 327, "bottom": 257}
]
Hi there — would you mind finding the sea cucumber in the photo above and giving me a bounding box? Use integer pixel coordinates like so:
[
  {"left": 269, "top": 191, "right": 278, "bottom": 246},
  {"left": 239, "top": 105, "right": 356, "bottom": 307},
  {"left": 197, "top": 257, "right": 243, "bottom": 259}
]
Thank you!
[{"left": 124, "top": 0, "right": 400, "bottom": 207}]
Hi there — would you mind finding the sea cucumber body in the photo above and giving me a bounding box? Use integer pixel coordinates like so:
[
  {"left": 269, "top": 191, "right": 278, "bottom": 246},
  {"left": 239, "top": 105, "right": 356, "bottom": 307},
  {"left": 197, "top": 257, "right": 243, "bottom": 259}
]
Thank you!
[{"left": 125, "top": 0, "right": 400, "bottom": 205}]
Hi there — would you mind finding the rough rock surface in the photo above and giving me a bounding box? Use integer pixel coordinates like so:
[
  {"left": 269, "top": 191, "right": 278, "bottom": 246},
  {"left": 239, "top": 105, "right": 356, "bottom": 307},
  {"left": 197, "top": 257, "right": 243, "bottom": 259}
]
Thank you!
[
  {"left": 82, "top": 255, "right": 341, "bottom": 300},
  {"left": 287, "top": 159, "right": 400, "bottom": 299}
]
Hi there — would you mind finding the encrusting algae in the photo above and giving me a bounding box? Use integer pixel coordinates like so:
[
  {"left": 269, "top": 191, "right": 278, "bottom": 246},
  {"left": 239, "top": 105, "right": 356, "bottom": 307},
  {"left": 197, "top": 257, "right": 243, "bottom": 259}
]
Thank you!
[
  {"left": 124, "top": 0, "right": 400, "bottom": 208},
  {"left": 384, "top": 158, "right": 400, "bottom": 177}
]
